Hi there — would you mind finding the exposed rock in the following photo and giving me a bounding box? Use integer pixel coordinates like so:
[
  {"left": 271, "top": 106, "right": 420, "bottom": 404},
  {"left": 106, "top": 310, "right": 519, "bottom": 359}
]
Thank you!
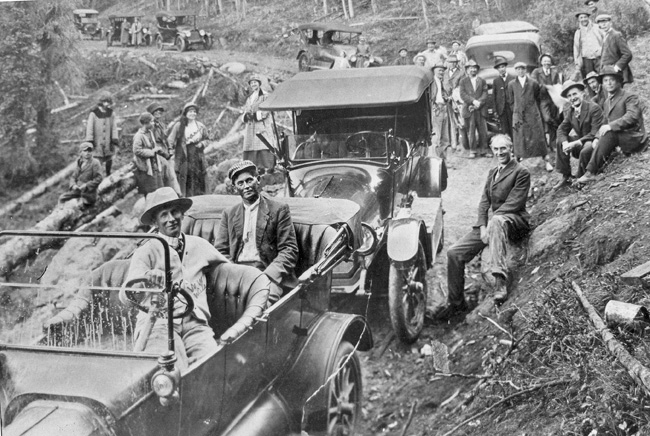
[
  {"left": 528, "top": 213, "right": 579, "bottom": 258},
  {"left": 166, "top": 80, "right": 188, "bottom": 89},
  {"left": 220, "top": 62, "right": 247, "bottom": 75}
]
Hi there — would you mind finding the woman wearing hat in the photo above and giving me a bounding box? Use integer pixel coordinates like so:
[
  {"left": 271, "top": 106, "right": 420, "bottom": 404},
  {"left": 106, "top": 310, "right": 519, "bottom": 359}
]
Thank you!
[
  {"left": 85, "top": 91, "right": 119, "bottom": 176},
  {"left": 167, "top": 102, "right": 209, "bottom": 196},
  {"left": 242, "top": 74, "right": 275, "bottom": 172}
]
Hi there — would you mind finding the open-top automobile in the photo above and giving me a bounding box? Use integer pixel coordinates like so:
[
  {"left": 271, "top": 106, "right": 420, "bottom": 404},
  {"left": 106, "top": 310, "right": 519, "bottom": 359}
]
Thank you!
[
  {"left": 73, "top": 9, "right": 103, "bottom": 40},
  {"left": 154, "top": 11, "right": 212, "bottom": 52},
  {"left": 259, "top": 66, "right": 447, "bottom": 343}
]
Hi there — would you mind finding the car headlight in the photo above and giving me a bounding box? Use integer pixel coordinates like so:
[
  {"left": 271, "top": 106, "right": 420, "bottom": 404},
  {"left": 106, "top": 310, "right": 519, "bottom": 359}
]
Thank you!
[
  {"left": 184, "top": 30, "right": 192, "bottom": 37},
  {"left": 350, "top": 55, "right": 357, "bottom": 62},
  {"left": 152, "top": 372, "right": 176, "bottom": 397},
  {"left": 199, "top": 29, "right": 205, "bottom": 36}
]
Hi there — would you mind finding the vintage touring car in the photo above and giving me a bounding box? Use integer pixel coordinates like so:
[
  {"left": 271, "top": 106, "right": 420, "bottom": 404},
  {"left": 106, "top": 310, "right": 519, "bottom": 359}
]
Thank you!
[
  {"left": 73, "top": 9, "right": 103, "bottom": 40},
  {"left": 155, "top": 11, "right": 213, "bottom": 52}
]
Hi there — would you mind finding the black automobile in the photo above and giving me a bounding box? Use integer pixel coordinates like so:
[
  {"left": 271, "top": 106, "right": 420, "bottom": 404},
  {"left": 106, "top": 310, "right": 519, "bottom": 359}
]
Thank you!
[
  {"left": 0, "top": 196, "right": 373, "bottom": 435},
  {"left": 154, "top": 11, "right": 212, "bottom": 52},
  {"left": 73, "top": 9, "right": 103, "bottom": 40},
  {"left": 260, "top": 66, "right": 447, "bottom": 343}
]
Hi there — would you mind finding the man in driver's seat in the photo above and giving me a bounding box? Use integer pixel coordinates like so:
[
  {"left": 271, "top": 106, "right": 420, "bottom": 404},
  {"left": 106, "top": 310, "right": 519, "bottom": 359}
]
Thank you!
[{"left": 127, "top": 187, "right": 229, "bottom": 369}]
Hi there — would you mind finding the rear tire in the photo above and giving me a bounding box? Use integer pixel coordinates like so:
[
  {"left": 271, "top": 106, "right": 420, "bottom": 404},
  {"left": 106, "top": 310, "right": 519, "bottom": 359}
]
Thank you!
[
  {"left": 298, "top": 53, "right": 310, "bottom": 72},
  {"left": 324, "top": 341, "right": 362, "bottom": 436},
  {"left": 388, "top": 243, "right": 427, "bottom": 343},
  {"left": 156, "top": 35, "right": 164, "bottom": 51}
]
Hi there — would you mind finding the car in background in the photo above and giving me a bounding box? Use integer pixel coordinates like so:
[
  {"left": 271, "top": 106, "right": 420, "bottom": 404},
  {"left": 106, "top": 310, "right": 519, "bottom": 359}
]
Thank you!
[
  {"left": 465, "top": 29, "right": 542, "bottom": 132},
  {"left": 106, "top": 14, "right": 153, "bottom": 47},
  {"left": 73, "top": 9, "right": 103, "bottom": 40},
  {"left": 294, "top": 22, "right": 381, "bottom": 71},
  {"left": 260, "top": 66, "right": 447, "bottom": 343},
  {"left": 155, "top": 11, "right": 213, "bottom": 52},
  {"left": 0, "top": 197, "right": 373, "bottom": 436}
]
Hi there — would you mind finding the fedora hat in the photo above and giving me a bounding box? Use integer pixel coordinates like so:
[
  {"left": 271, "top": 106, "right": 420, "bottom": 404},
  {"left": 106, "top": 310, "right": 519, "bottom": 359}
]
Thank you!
[
  {"left": 560, "top": 80, "right": 585, "bottom": 98},
  {"left": 425, "top": 38, "right": 436, "bottom": 44},
  {"left": 432, "top": 63, "right": 447, "bottom": 71},
  {"left": 493, "top": 56, "right": 508, "bottom": 68},
  {"left": 583, "top": 71, "right": 600, "bottom": 84},
  {"left": 575, "top": 9, "right": 591, "bottom": 17},
  {"left": 228, "top": 159, "right": 258, "bottom": 182},
  {"left": 464, "top": 59, "right": 480, "bottom": 70},
  {"left": 140, "top": 187, "right": 193, "bottom": 226},
  {"left": 146, "top": 102, "right": 165, "bottom": 114},
  {"left": 447, "top": 54, "right": 459, "bottom": 63},
  {"left": 598, "top": 65, "right": 622, "bottom": 82}
]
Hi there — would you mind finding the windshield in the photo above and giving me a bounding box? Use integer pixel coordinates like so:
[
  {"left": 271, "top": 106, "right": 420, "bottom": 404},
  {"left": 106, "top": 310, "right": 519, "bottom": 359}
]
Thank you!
[
  {"left": 466, "top": 41, "right": 540, "bottom": 70},
  {"left": 0, "top": 233, "right": 167, "bottom": 354},
  {"left": 288, "top": 132, "right": 395, "bottom": 162}
]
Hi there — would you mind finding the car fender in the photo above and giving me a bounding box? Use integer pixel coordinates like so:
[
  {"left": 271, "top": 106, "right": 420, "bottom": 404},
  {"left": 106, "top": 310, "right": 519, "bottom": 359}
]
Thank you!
[
  {"left": 296, "top": 49, "right": 308, "bottom": 60},
  {"left": 416, "top": 156, "right": 448, "bottom": 197},
  {"left": 387, "top": 218, "right": 431, "bottom": 266}
]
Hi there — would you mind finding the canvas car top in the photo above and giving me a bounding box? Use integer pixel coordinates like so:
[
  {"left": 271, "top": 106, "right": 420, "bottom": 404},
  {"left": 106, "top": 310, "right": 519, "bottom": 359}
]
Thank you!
[
  {"left": 466, "top": 32, "right": 541, "bottom": 48},
  {"left": 260, "top": 66, "right": 434, "bottom": 111},
  {"left": 297, "top": 22, "right": 361, "bottom": 34},
  {"left": 474, "top": 20, "right": 539, "bottom": 35},
  {"left": 155, "top": 10, "right": 197, "bottom": 18},
  {"left": 73, "top": 9, "right": 99, "bottom": 15},
  {"left": 109, "top": 13, "right": 143, "bottom": 19}
]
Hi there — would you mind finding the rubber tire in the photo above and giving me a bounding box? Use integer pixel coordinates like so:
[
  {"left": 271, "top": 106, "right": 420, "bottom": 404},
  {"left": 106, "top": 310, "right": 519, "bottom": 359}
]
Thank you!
[
  {"left": 324, "top": 341, "right": 362, "bottom": 436},
  {"left": 388, "top": 243, "right": 427, "bottom": 343},
  {"left": 156, "top": 35, "right": 164, "bottom": 51},
  {"left": 437, "top": 228, "right": 444, "bottom": 254},
  {"left": 175, "top": 36, "right": 186, "bottom": 52},
  {"left": 203, "top": 35, "right": 213, "bottom": 50},
  {"left": 298, "top": 53, "right": 311, "bottom": 72}
]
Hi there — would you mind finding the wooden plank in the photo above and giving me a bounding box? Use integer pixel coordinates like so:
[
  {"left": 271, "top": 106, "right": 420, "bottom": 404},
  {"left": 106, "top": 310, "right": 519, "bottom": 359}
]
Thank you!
[{"left": 621, "top": 260, "right": 650, "bottom": 287}]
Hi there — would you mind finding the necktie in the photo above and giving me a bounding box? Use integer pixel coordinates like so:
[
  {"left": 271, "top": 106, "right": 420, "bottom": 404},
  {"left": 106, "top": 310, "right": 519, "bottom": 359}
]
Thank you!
[{"left": 494, "top": 166, "right": 501, "bottom": 182}]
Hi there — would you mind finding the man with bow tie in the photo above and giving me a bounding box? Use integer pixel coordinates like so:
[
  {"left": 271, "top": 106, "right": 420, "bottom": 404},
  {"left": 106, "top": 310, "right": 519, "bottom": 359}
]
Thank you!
[
  {"left": 554, "top": 80, "right": 604, "bottom": 190},
  {"left": 492, "top": 57, "right": 514, "bottom": 139},
  {"left": 432, "top": 135, "right": 530, "bottom": 319},
  {"left": 216, "top": 160, "right": 299, "bottom": 301}
]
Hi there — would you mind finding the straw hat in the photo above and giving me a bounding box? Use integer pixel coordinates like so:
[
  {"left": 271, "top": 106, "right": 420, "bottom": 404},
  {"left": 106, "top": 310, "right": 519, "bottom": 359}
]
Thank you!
[{"left": 140, "top": 187, "right": 193, "bottom": 225}]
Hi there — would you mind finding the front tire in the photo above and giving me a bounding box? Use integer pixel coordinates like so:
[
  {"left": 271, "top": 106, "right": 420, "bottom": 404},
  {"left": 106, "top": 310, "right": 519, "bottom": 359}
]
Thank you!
[
  {"left": 175, "top": 36, "right": 186, "bottom": 52},
  {"left": 325, "top": 341, "right": 362, "bottom": 436},
  {"left": 298, "top": 53, "right": 311, "bottom": 72},
  {"left": 203, "top": 35, "right": 213, "bottom": 50},
  {"left": 156, "top": 35, "right": 164, "bottom": 51},
  {"left": 388, "top": 243, "right": 427, "bottom": 343}
]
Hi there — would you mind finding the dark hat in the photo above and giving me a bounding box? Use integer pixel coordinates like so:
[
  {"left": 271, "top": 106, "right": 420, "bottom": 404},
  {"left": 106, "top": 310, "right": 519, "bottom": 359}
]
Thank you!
[
  {"left": 228, "top": 160, "right": 258, "bottom": 182},
  {"left": 560, "top": 80, "right": 585, "bottom": 98},
  {"left": 79, "top": 141, "right": 94, "bottom": 152},
  {"left": 398, "top": 47, "right": 408, "bottom": 53},
  {"left": 493, "top": 56, "right": 508, "bottom": 68},
  {"left": 432, "top": 63, "right": 447, "bottom": 71},
  {"left": 248, "top": 74, "right": 262, "bottom": 85},
  {"left": 447, "top": 54, "right": 459, "bottom": 63},
  {"left": 575, "top": 9, "right": 591, "bottom": 17},
  {"left": 598, "top": 65, "right": 622, "bottom": 81},
  {"left": 140, "top": 187, "right": 193, "bottom": 226},
  {"left": 182, "top": 102, "right": 199, "bottom": 115},
  {"left": 585, "top": 0, "right": 599, "bottom": 5},
  {"left": 426, "top": 38, "right": 436, "bottom": 44},
  {"left": 595, "top": 14, "right": 611, "bottom": 22},
  {"left": 514, "top": 61, "right": 527, "bottom": 69},
  {"left": 464, "top": 59, "right": 480, "bottom": 70},
  {"left": 146, "top": 102, "right": 165, "bottom": 114},
  {"left": 538, "top": 53, "right": 554, "bottom": 64},
  {"left": 583, "top": 71, "right": 600, "bottom": 84}
]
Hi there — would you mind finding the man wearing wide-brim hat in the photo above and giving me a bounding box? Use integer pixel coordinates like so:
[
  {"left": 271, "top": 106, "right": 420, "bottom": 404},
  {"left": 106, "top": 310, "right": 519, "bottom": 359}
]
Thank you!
[
  {"left": 583, "top": 70, "right": 606, "bottom": 108},
  {"left": 553, "top": 80, "right": 604, "bottom": 189},
  {"left": 576, "top": 66, "right": 647, "bottom": 183},
  {"left": 492, "top": 56, "right": 515, "bottom": 139},
  {"left": 458, "top": 59, "right": 489, "bottom": 158},
  {"left": 596, "top": 13, "right": 633, "bottom": 84},
  {"left": 126, "top": 187, "right": 230, "bottom": 369},
  {"left": 573, "top": 8, "right": 603, "bottom": 80}
]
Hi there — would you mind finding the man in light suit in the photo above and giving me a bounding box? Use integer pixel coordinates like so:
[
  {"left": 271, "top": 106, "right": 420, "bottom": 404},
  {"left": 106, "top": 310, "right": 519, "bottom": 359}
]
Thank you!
[
  {"left": 431, "top": 63, "right": 450, "bottom": 154},
  {"left": 492, "top": 57, "right": 514, "bottom": 139},
  {"left": 577, "top": 66, "right": 647, "bottom": 183},
  {"left": 596, "top": 14, "right": 633, "bottom": 84},
  {"left": 216, "top": 160, "right": 299, "bottom": 301},
  {"left": 554, "top": 80, "right": 604, "bottom": 189},
  {"left": 459, "top": 59, "right": 489, "bottom": 158},
  {"left": 432, "top": 134, "right": 531, "bottom": 319}
]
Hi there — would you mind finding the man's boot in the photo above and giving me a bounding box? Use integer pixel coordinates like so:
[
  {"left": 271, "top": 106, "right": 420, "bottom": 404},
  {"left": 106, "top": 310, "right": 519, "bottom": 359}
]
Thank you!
[{"left": 493, "top": 274, "right": 508, "bottom": 304}]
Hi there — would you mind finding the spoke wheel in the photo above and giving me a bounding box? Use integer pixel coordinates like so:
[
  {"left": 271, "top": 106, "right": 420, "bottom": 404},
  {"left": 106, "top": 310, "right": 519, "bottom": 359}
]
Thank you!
[
  {"left": 326, "top": 342, "right": 362, "bottom": 436},
  {"left": 298, "top": 53, "right": 311, "bottom": 72},
  {"left": 388, "top": 243, "right": 427, "bottom": 343},
  {"left": 156, "top": 35, "right": 164, "bottom": 51},
  {"left": 175, "top": 36, "right": 186, "bottom": 52},
  {"left": 203, "top": 35, "right": 213, "bottom": 50}
]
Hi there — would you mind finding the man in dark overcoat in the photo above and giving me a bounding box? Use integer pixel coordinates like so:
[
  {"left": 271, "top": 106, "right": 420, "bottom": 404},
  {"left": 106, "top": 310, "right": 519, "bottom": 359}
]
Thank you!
[
  {"left": 432, "top": 134, "right": 531, "bottom": 319},
  {"left": 596, "top": 14, "right": 633, "bottom": 84},
  {"left": 459, "top": 59, "right": 488, "bottom": 158},
  {"left": 577, "top": 66, "right": 647, "bottom": 183},
  {"left": 492, "top": 57, "right": 514, "bottom": 139},
  {"left": 531, "top": 54, "right": 563, "bottom": 152},
  {"left": 507, "top": 62, "right": 547, "bottom": 160},
  {"left": 553, "top": 80, "right": 604, "bottom": 189}
]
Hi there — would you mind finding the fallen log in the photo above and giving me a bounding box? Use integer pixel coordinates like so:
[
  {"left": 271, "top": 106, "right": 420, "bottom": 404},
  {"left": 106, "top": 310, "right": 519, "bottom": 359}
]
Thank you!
[
  {"left": 54, "top": 80, "right": 70, "bottom": 106},
  {"left": 200, "top": 67, "right": 215, "bottom": 100},
  {"left": 51, "top": 102, "right": 81, "bottom": 114},
  {"left": 137, "top": 57, "right": 158, "bottom": 71},
  {"left": 75, "top": 190, "right": 137, "bottom": 232},
  {"left": 128, "top": 94, "right": 178, "bottom": 101},
  {"left": 0, "top": 161, "right": 78, "bottom": 219},
  {"left": 68, "top": 95, "right": 90, "bottom": 100},
  {"left": 571, "top": 281, "right": 650, "bottom": 397},
  {"left": 0, "top": 164, "right": 136, "bottom": 278},
  {"left": 213, "top": 68, "right": 242, "bottom": 86}
]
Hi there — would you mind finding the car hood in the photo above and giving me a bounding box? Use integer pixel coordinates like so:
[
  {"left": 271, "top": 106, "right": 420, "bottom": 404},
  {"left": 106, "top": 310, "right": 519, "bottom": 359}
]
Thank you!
[
  {"left": 176, "top": 25, "right": 197, "bottom": 33},
  {"left": 1, "top": 348, "right": 158, "bottom": 424},
  {"left": 288, "top": 163, "right": 388, "bottom": 224}
]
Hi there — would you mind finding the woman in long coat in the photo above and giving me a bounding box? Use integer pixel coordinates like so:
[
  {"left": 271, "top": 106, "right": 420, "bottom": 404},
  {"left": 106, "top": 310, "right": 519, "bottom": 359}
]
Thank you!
[
  {"left": 506, "top": 62, "right": 548, "bottom": 159},
  {"left": 120, "top": 19, "right": 130, "bottom": 46},
  {"left": 242, "top": 75, "right": 275, "bottom": 172},
  {"left": 133, "top": 112, "right": 166, "bottom": 196},
  {"left": 85, "top": 91, "right": 119, "bottom": 175},
  {"left": 167, "top": 102, "right": 209, "bottom": 197}
]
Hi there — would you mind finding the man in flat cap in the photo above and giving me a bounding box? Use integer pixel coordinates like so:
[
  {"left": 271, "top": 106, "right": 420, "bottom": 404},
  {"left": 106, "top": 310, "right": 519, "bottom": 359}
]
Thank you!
[
  {"left": 597, "top": 14, "right": 633, "bottom": 84},
  {"left": 584, "top": 71, "right": 607, "bottom": 109},
  {"left": 59, "top": 142, "right": 103, "bottom": 208},
  {"left": 554, "top": 80, "right": 604, "bottom": 189},
  {"left": 573, "top": 9, "right": 603, "bottom": 79},
  {"left": 415, "top": 38, "right": 446, "bottom": 68},
  {"left": 459, "top": 59, "right": 489, "bottom": 158},
  {"left": 577, "top": 66, "right": 647, "bottom": 183},
  {"left": 393, "top": 48, "right": 411, "bottom": 66},
  {"left": 216, "top": 160, "right": 299, "bottom": 301},
  {"left": 493, "top": 57, "right": 515, "bottom": 139}
]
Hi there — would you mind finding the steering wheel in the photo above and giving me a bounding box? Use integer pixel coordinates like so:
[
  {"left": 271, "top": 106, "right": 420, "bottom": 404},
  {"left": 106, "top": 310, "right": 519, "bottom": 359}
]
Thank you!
[
  {"left": 345, "top": 131, "right": 386, "bottom": 158},
  {"left": 119, "top": 277, "right": 194, "bottom": 319}
]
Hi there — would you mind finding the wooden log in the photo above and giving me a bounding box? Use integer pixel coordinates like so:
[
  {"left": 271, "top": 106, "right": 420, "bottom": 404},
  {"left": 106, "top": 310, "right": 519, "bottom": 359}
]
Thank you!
[
  {"left": 621, "top": 261, "right": 650, "bottom": 288},
  {"left": 0, "top": 161, "right": 78, "bottom": 219},
  {"left": 128, "top": 94, "right": 178, "bottom": 101},
  {"left": 137, "top": 57, "right": 158, "bottom": 71},
  {"left": 54, "top": 80, "right": 70, "bottom": 106},
  {"left": 201, "top": 67, "right": 215, "bottom": 99},
  {"left": 571, "top": 281, "right": 650, "bottom": 397},
  {"left": 68, "top": 95, "right": 90, "bottom": 100},
  {"left": 213, "top": 68, "right": 242, "bottom": 86},
  {"left": 51, "top": 102, "right": 81, "bottom": 114}
]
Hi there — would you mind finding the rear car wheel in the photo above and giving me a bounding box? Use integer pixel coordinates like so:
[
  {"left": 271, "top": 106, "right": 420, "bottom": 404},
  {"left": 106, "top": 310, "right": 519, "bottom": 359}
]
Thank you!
[
  {"left": 388, "top": 243, "right": 427, "bottom": 343},
  {"left": 298, "top": 53, "right": 311, "bottom": 72},
  {"left": 325, "top": 341, "right": 362, "bottom": 436},
  {"left": 175, "top": 36, "right": 186, "bottom": 52},
  {"left": 156, "top": 35, "right": 163, "bottom": 51}
]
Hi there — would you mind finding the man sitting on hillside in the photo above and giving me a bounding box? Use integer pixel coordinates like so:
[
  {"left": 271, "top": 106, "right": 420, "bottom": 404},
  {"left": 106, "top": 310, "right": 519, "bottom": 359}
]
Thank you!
[
  {"left": 59, "top": 142, "right": 103, "bottom": 208},
  {"left": 576, "top": 66, "right": 647, "bottom": 183},
  {"left": 432, "top": 135, "right": 531, "bottom": 319},
  {"left": 553, "top": 80, "right": 604, "bottom": 190}
]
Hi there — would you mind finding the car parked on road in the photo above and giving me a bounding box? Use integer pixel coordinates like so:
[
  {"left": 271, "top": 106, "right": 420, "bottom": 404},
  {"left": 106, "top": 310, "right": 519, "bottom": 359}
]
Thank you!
[
  {"left": 465, "top": 29, "right": 542, "bottom": 132},
  {"left": 0, "top": 202, "right": 372, "bottom": 435},
  {"left": 155, "top": 11, "right": 213, "bottom": 52},
  {"left": 260, "top": 66, "right": 447, "bottom": 343},
  {"left": 73, "top": 9, "right": 103, "bottom": 40},
  {"left": 294, "top": 23, "right": 382, "bottom": 71}
]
